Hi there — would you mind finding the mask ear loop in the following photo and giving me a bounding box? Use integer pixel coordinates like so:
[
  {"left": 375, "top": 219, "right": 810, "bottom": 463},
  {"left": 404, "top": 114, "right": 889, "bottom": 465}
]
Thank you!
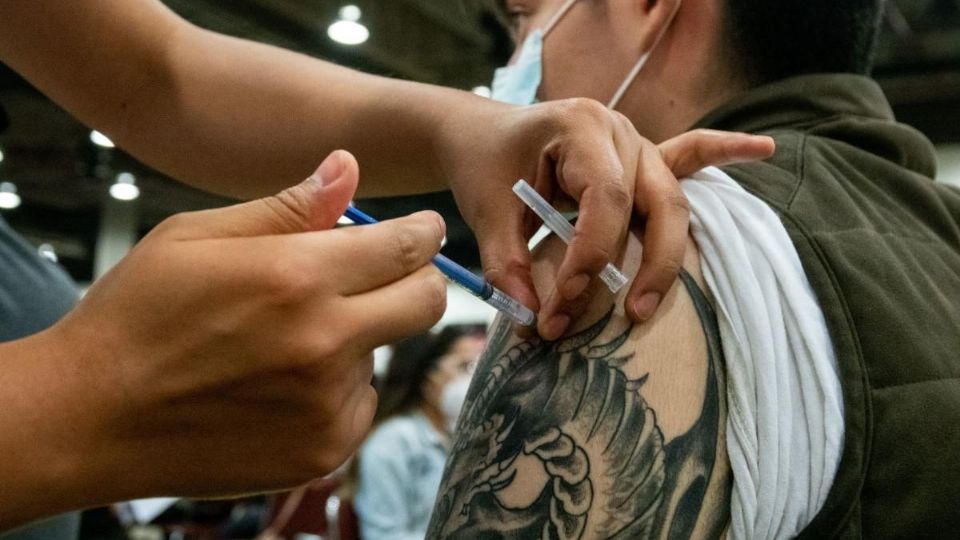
[
  {"left": 607, "top": 0, "right": 683, "bottom": 110},
  {"left": 503, "top": 0, "right": 576, "bottom": 67},
  {"left": 543, "top": 0, "right": 580, "bottom": 37},
  {"left": 608, "top": 53, "right": 652, "bottom": 110}
]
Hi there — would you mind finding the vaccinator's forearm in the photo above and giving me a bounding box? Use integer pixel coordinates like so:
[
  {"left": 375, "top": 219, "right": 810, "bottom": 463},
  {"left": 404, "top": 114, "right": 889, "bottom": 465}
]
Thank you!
[{"left": 0, "top": 0, "right": 504, "bottom": 200}]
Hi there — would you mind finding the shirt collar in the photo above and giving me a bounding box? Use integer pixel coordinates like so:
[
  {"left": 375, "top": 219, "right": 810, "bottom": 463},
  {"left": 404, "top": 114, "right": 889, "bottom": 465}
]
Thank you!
[
  {"left": 693, "top": 74, "right": 895, "bottom": 132},
  {"left": 693, "top": 74, "right": 937, "bottom": 179}
]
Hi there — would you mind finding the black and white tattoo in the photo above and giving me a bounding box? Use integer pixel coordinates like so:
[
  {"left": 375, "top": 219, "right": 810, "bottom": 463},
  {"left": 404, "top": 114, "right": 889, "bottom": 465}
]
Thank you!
[{"left": 427, "top": 272, "right": 728, "bottom": 539}]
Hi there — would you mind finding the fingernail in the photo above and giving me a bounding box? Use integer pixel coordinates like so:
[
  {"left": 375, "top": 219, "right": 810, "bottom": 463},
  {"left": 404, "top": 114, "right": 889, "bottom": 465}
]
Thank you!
[
  {"left": 561, "top": 273, "right": 591, "bottom": 301},
  {"left": 315, "top": 151, "right": 346, "bottom": 186},
  {"left": 436, "top": 215, "right": 447, "bottom": 240},
  {"left": 544, "top": 314, "right": 570, "bottom": 340},
  {"left": 633, "top": 292, "right": 661, "bottom": 321}
]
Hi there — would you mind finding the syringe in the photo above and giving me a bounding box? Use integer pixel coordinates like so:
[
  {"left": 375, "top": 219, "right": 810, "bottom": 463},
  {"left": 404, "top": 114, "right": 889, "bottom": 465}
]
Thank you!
[
  {"left": 512, "top": 179, "right": 629, "bottom": 293},
  {"left": 342, "top": 206, "right": 537, "bottom": 327}
]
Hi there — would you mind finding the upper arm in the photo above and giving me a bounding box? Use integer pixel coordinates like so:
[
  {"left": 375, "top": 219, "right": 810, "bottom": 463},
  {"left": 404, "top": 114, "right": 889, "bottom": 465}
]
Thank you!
[{"left": 427, "top": 227, "right": 730, "bottom": 539}]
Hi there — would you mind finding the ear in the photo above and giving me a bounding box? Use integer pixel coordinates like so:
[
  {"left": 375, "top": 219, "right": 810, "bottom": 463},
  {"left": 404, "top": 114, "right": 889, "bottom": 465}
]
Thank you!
[{"left": 636, "top": 0, "right": 682, "bottom": 52}]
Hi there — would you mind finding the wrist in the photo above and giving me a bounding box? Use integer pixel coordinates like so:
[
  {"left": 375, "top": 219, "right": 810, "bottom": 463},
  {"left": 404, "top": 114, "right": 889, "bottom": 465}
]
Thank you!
[
  {"left": 429, "top": 87, "right": 516, "bottom": 186},
  {"left": 0, "top": 325, "right": 118, "bottom": 529}
]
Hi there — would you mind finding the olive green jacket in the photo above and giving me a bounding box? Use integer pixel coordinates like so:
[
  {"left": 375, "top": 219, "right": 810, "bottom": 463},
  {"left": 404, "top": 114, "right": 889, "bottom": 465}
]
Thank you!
[{"left": 698, "top": 74, "right": 960, "bottom": 538}]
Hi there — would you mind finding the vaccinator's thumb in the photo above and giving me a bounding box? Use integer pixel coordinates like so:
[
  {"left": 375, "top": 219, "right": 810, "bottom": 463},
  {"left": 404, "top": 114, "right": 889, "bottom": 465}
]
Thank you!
[{"left": 173, "top": 150, "right": 360, "bottom": 240}]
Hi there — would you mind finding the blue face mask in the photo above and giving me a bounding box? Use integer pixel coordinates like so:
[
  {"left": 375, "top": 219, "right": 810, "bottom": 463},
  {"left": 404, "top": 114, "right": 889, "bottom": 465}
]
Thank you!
[
  {"left": 490, "top": 0, "right": 682, "bottom": 109},
  {"left": 491, "top": 29, "right": 546, "bottom": 106}
]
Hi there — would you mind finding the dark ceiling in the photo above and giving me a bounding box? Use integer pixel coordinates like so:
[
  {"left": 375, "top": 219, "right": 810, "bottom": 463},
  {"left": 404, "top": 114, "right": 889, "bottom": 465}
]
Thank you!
[{"left": 1, "top": 0, "right": 958, "bottom": 282}]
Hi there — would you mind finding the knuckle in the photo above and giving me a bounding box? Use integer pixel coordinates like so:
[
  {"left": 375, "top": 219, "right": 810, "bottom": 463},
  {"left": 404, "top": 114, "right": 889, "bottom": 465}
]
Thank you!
[
  {"left": 482, "top": 257, "right": 527, "bottom": 286},
  {"left": 567, "top": 97, "right": 608, "bottom": 119},
  {"left": 304, "top": 330, "right": 348, "bottom": 365},
  {"left": 423, "top": 270, "right": 448, "bottom": 322},
  {"left": 265, "top": 256, "right": 319, "bottom": 305},
  {"left": 693, "top": 141, "right": 714, "bottom": 165},
  {"left": 390, "top": 226, "right": 427, "bottom": 273},
  {"left": 611, "top": 110, "right": 636, "bottom": 133},
  {"left": 570, "top": 233, "right": 614, "bottom": 271},
  {"left": 641, "top": 137, "right": 662, "bottom": 159},
  {"left": 554, "top": 97, "right": 609, "bottom": 129},
  {"left": 303, "top": 447, "right": 340, "bottom": 478},
  {"left": 664, "top": 191, "right": 691, "bottom": 214},
  {"left": 578, "top": 245, "right": 614, "bottom": 273},
  {"left": 266, "top": 185, "right": 313, "bottom": 230},
  {"left": 687, "top": 128, "right": 710, "bottom": 142},
  {"left": 151, "top": 213, "right": 191, "bottom": 237},
  {"left": 600, "top": 180, "right": 632, "bottom": 213},
  {"left": 653, "top": 258, "right": 684, "bottom": 280}
]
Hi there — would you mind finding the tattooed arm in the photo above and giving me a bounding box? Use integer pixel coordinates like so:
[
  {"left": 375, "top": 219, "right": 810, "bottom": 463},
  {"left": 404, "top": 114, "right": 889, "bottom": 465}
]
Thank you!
[{"left": 427, "top": 227, "right": 730, "bottom": 540}]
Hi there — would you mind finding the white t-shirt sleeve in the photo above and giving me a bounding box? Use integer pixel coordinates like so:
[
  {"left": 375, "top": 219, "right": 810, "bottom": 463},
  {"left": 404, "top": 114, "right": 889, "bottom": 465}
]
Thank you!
[{"left": 682, "top": 167, "right": 844, "bottom": 540}]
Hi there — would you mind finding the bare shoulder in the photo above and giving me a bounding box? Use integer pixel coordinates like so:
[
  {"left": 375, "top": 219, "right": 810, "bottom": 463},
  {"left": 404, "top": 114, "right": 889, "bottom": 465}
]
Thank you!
[{"left": 427, "top": 227, "right": 730, "bottom": 539}]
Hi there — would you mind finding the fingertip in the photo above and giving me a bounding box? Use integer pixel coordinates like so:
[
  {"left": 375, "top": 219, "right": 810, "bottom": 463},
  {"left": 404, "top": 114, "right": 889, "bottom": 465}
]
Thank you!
[
  {"left": 409, "top": 210, "right": 446, "bottom": 242},
  {"left": 295, "top": 153, "right": 360, "bottom": 232},
  {"left": 630, "top": 291, "right": 662, "bottom": 322},
  {"left": 313, "top": 150, "right": 346, "bottom": 185},
  {"left": 515, "top": 323, "right": 537, "bottom": 339},
  {"left": 538, "top": 314, "right": 570, "bottom": 341},
  {"left": 756, "top": 135, "right": 777, "bottom": 155},
  {"left": 733, "top": 134, "right": 775, "bottom": 158}
]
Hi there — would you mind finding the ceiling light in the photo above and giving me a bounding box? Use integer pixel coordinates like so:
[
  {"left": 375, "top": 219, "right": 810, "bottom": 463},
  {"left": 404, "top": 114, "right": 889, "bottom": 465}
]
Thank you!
[
  {"left": 0, "top": 147, "right": 5, "bottom": 164},
  {"left": 472, "top": 86, "right": 492, "bottom": 98},
  {"left": 328, "top": 5, "right": 369, "bottom": 45},
  {"left": 90, "top": 130, "right": 115, "bottom": 148},
  {"left": 0, "top": 182, "right": 21, "bottom": 210},
  {"left": 110, "top": 172, "right": 140, "bottom": 201}
]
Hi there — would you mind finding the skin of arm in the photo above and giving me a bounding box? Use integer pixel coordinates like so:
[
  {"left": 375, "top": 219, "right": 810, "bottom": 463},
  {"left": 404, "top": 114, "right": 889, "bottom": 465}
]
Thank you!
[
  {"left": 427, "top": 226, "right": 731, "bottom": 539},
  {"left": 0, "top": 0, "right": 473, "bottom": 199}
]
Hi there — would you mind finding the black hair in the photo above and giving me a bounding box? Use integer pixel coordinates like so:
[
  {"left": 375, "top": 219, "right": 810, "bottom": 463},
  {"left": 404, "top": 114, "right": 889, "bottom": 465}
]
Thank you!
[
  {"left": 478, "top": 0, "right": 887, "bottom": 86},
  {"left": 373, "top": 324, "right": 486, "bottom": 425},
  {"left": 724, "top": 0, "right": 887, "bottom": 85}
]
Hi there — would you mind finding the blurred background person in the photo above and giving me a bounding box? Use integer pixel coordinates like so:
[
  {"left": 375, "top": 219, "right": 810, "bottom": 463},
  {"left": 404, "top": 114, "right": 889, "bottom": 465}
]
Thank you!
[{"left": 353, "top": 325, "right": 486, "bottom": 540}]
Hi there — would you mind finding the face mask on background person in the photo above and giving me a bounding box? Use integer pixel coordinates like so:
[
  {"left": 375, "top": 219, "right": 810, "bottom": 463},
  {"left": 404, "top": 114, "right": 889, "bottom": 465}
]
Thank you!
[
  {"left": 440, "top": 373, "right": 472, "bottom": 434},
  {"left": 490, "top": 0, "right": 682, "bottom": 109}
]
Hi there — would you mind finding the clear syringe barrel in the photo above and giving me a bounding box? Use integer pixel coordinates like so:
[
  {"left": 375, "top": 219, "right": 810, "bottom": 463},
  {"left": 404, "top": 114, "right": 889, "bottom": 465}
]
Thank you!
[
  {"left": 484, "top": 285, "right": 537, "bottom": 327},
  {"left": 512, "top": 180, "right": 629, "bottom": 293}
]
